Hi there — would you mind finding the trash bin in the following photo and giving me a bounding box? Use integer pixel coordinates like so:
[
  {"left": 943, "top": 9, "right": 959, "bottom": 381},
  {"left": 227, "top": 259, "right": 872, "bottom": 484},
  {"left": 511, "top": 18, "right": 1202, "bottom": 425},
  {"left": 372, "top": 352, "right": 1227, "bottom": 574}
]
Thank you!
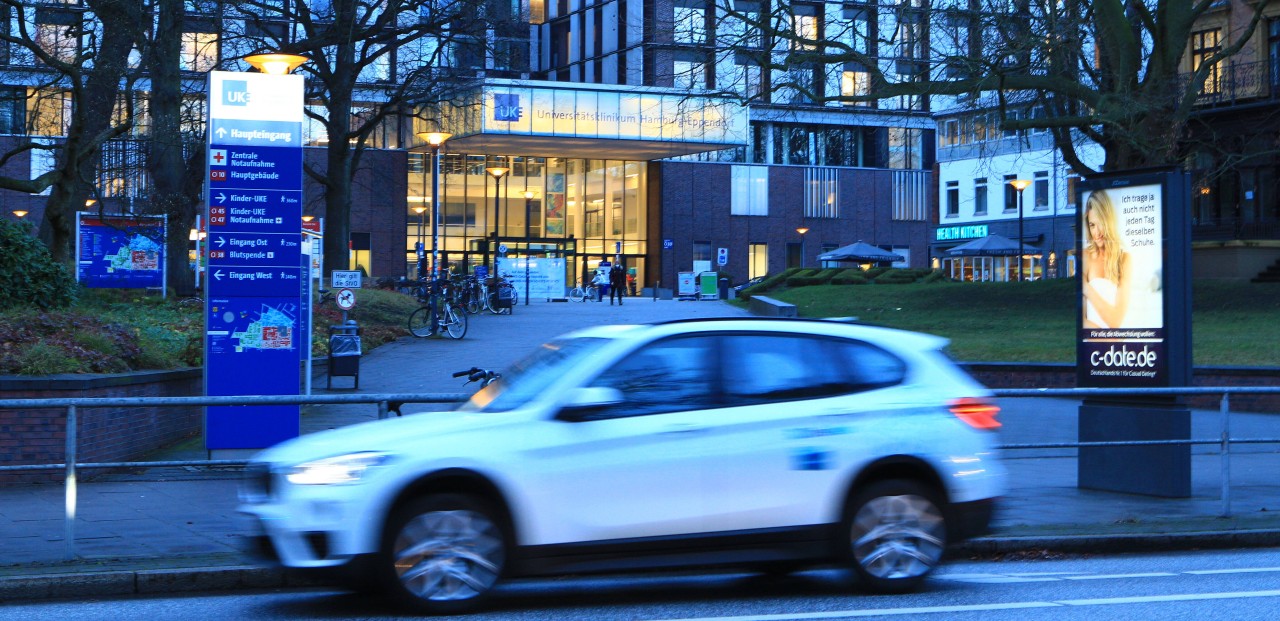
[
  {"left": 328, "top": 320, "right": 361, "bottom": 389},
  {"left": 719, "top": 278, "right": 729, "bottom": 300}
]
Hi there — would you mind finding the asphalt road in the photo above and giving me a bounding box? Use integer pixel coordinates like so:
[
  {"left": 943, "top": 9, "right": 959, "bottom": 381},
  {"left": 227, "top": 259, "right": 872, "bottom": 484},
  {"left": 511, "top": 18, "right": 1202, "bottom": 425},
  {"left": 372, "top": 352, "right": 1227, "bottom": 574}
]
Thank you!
[{"left": 5, "top": 548, "right": 1280, "bottom": 620}]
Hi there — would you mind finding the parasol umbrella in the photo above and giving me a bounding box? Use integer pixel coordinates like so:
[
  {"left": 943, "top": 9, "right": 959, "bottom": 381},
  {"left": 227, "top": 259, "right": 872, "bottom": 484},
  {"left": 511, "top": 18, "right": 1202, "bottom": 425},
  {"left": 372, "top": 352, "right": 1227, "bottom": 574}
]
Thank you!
[{"left": 816, "top": 241, "right": 904, "bottom": 263}]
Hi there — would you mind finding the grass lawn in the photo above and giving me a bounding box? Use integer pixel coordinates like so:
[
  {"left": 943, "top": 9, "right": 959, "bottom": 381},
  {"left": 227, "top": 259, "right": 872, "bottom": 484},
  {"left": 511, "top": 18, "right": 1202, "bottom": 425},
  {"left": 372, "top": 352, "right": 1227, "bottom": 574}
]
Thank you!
[{"left": 760, "top": 278, "right": 1280, "bottom": 367}]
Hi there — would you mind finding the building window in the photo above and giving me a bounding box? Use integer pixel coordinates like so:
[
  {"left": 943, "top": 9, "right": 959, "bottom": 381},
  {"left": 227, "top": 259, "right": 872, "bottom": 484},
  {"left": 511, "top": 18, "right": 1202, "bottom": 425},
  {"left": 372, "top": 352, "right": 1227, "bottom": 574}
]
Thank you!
[
  {"left": 887, "top": 127, "right": 923, "bottom": 169},
  {"left": 840, "top": 68, "right": 870, "bottom": 105},
  {"left": 1269, "top": 18, "right": 1280, "bottom": 87},
  {"left": 673, "top": 52, "right": 707, "bottom": 90},
  {"left": 1003, "top": 174, "right": 1019, "bottom": 212},
  {"left": 34, "top": 8, "right": 80, "bottom": 65},
  {"left": 945, "top": 180, "right": 959, "bottom": 217},
  {"left": 28, "top": 88, "right": 70, "bottom": 137},
  {"left": 1191, "top": 28, "right": 1222, "bottom": 95},
  {"left": 731, "top": 165, "right": 769, "bottom": 215},
  {"left": 940, "top": 119, "right": 959, "bottom": 147},
  {"left": 0, "top": 87, "right": 24, "bottom": 134},
  {"left": 804, "top": 167, "right": 839, "bottom": 218},
  {"left": 734, "top": 54, "right": 764, "bottom": 100},
  {"left": 1034, "top": 171, "right": 1049, "bottom": 210},
  {"left": 181, "top": 30, "right": 219, "bottom": 73},
  {"left": 792, "top": 5, "right": 819, "bottom": 51},
  {"left": 673, "top": 0, "right": 706, "bottom": 45},
  {"left": 749, "top": 242, "right": 767, "bottom": 279},
  {"left": 1002, "top": 109, "right": 1021, "bottom": 139},
  {"left": 973, "top": 178, "right": 988, "bottom": 215},
  {"left": 350, "top": 232, "right": 371, "bottom": 273},
  {"left": 694, "top": 241, "right": 712, "bottom": 263},
  {"left": 1066, "top": 175, "right": 1080, "bottom": 210}
]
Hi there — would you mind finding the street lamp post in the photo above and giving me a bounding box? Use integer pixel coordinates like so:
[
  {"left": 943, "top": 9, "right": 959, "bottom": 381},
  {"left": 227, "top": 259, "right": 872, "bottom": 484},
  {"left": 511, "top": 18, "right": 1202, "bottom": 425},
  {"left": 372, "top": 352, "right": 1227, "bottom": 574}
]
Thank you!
[
  {"left": 485, "top": 165, "right": 509, "bottom": 285},
  {"left": 412, "top": 206, "right": 427, "bottom": 278},
  {"left": 523, "top": 190, "right": 534, "bottom": 306},
  {"left": 796, "top": 227, "right": 810, "bottom": 268},
  {"left": 415, "top": 132, "right": 451, "bottom": 282},
  {"left": 1009, "top": 179, "right": 1030, "bottom": 282}
]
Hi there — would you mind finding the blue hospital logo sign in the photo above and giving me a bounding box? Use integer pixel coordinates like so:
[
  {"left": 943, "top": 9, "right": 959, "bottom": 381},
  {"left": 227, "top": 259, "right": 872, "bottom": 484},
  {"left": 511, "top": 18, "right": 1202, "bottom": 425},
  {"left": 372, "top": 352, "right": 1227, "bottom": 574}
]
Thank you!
[
  {"left": 493, "top": 94, "right": 522, "bottom": 122},
  {"left": 223, "top": 80, "right": 250, "bottom": 106}
]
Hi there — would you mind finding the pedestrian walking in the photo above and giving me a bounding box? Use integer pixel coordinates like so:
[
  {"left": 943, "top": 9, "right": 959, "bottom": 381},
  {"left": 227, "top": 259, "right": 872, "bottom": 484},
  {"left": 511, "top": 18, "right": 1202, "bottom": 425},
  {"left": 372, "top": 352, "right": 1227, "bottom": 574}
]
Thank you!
[{"left": 609, "top": 263, "right": 626, "bottom": 305}]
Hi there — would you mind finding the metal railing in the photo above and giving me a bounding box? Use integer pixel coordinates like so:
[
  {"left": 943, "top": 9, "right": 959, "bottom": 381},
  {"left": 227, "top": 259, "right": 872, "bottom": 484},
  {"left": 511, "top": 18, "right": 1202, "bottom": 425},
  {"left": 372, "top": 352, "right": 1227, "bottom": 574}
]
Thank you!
[{"left": 1, "top": 386, "right": 1279, "bottom": 560}]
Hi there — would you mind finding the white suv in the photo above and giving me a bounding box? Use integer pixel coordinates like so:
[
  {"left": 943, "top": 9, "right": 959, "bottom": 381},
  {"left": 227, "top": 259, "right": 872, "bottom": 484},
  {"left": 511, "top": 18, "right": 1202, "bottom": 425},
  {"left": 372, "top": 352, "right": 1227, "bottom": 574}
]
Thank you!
[{"left": 239, "top": 318, "right": 1004, "bottom": 614}]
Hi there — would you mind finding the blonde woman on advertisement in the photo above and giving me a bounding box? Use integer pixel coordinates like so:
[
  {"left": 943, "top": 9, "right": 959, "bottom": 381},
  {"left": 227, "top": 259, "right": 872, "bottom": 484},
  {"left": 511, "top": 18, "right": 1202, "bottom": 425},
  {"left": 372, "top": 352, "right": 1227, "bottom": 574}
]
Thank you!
[{"left": 1082, "top": 190, "right": 1132, "bottom": 329}]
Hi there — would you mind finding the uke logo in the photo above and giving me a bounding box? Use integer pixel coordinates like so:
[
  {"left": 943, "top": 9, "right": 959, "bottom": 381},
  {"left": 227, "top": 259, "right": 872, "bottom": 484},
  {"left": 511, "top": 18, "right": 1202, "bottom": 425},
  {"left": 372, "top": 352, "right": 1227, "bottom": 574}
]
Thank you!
[
  {"left": 224, "top": 80, "right": 251, "bottom": 106},
  {"left": 493, "top": 94, "right": 522, "bottom": 122}
]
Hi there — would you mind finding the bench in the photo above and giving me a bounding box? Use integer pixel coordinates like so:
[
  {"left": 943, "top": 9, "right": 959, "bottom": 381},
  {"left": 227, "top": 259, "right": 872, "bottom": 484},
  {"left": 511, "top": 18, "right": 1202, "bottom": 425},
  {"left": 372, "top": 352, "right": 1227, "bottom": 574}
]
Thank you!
[{"left": 747, "top": 295, "right": 797, "bottom": 317}]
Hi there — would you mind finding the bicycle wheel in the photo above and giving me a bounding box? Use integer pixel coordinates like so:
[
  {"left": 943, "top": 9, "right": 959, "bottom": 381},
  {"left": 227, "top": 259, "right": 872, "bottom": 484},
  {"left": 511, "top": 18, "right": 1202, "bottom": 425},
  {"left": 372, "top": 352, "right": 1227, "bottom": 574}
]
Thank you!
[
  {"left": 445, "top": 304, "right": 468, "bottom": 339},
  {"left": 568, "top": 287, "right": 584, "bottom": 303},
  {"left": 465, "top": 291, "right": 482, "bottom": 315},
  {"left": 408, "top": 306, "right": 436, "bottom": 338}
]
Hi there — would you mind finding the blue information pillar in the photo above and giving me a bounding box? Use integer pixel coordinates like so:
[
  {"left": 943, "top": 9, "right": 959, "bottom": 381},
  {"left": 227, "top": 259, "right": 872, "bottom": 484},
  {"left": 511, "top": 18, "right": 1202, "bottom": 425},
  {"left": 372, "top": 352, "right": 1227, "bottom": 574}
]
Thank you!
[{"left": 204, "top": 71, "right": 305, "bottom": 451}]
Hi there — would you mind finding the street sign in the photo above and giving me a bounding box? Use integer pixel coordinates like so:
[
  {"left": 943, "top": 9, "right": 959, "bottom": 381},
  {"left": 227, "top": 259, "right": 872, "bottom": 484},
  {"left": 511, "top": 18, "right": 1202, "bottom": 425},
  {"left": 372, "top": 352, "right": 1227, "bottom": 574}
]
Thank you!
[
  {"left": 498, "top": 243, "right": 508, "bottom": 255},
  {"left": 717, "top": 247, "right": 728, "bottom": 266},
  {"left": 205, "top": 70, "right": 305, "bottom": 451},
  {"left": 663, "top": 239, "right": 674, "bottom": 249},
  {"left": 331, "top": 270, "right": 362, "bottom": 289},
  {"left": 336, "top": 288, "right": 356, "bottom": 310}
]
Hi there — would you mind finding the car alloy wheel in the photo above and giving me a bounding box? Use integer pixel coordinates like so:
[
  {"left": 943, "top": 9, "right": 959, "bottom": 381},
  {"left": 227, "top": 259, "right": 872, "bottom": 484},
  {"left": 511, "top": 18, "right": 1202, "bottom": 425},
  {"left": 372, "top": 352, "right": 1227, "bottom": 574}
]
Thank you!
[
  {"left": 384, "top": 494, "right": 506, "bottom": 614},
  {"left": 845, "top": 479, "right": 946, "bottom": 593}
]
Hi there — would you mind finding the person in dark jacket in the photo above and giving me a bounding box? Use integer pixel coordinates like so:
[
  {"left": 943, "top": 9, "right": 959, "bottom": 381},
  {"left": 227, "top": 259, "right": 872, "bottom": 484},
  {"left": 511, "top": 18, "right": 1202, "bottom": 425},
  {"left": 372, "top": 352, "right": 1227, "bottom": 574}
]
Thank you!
[{"left": 609, "top": 263, "right": 626, "bottom": 305}]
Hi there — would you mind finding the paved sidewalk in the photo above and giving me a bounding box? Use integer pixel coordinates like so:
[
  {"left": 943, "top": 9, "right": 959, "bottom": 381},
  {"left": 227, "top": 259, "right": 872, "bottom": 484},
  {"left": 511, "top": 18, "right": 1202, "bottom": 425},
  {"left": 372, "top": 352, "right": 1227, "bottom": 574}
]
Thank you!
[{"left": 2, "top": 295, "right": 1280, "bottom": 601}]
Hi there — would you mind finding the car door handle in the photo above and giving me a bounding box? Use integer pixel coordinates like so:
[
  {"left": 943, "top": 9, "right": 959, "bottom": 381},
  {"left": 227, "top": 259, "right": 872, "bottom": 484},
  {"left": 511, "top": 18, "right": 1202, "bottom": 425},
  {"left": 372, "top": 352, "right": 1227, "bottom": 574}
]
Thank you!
[{"left": 661, "top": 424, "right": 708, "bottom": 436}]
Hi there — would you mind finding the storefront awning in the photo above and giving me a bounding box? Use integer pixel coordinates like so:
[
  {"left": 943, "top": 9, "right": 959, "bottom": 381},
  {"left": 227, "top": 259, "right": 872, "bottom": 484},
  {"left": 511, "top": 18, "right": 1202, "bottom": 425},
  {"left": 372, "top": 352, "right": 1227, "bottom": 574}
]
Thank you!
[{"left": 425, "top": 79, "right": 750, "bottom": 160}]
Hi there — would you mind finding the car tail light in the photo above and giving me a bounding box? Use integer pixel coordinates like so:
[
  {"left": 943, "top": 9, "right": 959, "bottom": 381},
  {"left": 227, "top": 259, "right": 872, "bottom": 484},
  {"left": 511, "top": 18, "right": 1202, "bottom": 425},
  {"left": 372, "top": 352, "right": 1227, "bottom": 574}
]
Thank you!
[{"left": 949, "top": 398, "right": 1001, "bottom": 430}]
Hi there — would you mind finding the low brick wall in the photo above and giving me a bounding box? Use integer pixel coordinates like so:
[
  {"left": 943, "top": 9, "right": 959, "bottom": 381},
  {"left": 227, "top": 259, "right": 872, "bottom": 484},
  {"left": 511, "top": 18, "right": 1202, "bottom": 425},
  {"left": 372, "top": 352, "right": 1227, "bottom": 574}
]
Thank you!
[
  {"left": 963, "top": 363, "right": 1280, "bottom": 412},
  {"left": 0, "top": 369, "right": 202, "bottom": 482}
]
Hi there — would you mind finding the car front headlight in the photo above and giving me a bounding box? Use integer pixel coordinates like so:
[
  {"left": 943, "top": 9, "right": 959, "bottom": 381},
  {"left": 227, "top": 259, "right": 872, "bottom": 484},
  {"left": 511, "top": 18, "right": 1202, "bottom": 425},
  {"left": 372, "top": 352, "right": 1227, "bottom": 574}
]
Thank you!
[{"left": 285, "top": 451, "right": 392, "bottom": 485}]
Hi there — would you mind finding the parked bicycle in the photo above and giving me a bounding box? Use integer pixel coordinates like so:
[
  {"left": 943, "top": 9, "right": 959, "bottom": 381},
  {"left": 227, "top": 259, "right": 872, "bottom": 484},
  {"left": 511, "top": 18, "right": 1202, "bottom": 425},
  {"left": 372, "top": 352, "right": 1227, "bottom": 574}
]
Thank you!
[
  {"left": 487, "top": 273, "right": 517, "bottom": 315},
  {"left": 568, "top": 280, "right": 598, "bottom": 302},
  {"left": 407, "top": 276, "right": 467, "bottom": 339}
]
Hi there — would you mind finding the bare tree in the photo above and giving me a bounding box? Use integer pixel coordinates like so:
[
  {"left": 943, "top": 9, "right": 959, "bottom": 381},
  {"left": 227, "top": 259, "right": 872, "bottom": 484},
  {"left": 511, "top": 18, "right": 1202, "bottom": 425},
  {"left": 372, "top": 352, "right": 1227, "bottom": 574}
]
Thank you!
[
  {"left": 713, "top": 0, "right": 1265, "bottom": 175},
  {"left": 0, "top": 0, "right": 146, "bottom": 264},
  {"left": 226, "top": 0, "right": 488, "bottom": 278}
]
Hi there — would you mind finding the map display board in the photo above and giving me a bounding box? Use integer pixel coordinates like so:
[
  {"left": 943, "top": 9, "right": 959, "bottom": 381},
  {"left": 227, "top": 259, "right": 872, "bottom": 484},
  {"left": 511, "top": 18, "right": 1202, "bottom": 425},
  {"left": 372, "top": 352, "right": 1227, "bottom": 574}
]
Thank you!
[
  {"left": 204, "top": 70, "right": 304, "bottom": 450},
  {"left": 76, "top": 214, "right": 166, "bottom": 289}
]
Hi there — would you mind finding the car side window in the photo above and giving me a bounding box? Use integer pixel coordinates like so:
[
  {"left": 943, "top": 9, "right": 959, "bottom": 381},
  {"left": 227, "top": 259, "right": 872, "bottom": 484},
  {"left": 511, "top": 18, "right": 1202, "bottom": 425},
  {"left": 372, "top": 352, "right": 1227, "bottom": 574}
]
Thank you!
[
  {"left": 722, "top": 334, "right": 850, "bottom": 404},
  {"left": 585, "top": 336, "right": 717, "bottom": 419},
  {"left": 828, "top": 338, "right": 906, "bottom": 390}
]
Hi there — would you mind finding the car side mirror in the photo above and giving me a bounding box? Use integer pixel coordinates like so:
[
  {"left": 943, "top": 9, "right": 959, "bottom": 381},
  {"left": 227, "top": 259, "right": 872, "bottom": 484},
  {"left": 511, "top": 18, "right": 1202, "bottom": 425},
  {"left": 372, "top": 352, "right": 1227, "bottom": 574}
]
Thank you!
[{"left": 557, "top": 386, "right": 624, "bottom": 422}]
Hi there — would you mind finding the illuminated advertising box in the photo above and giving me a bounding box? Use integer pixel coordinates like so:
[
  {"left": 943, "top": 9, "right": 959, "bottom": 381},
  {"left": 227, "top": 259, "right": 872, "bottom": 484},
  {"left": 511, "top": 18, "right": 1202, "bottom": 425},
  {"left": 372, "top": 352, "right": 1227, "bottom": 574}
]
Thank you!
[{"left": 1077, "top": 171, "right": 1191, "bottom": 388}]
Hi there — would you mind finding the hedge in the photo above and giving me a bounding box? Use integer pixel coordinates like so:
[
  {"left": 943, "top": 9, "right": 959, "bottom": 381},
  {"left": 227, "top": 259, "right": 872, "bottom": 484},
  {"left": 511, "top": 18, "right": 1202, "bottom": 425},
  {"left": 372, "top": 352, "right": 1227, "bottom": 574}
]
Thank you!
[{"left": 739, "top": 267, "right": 804, "bottom": 299}]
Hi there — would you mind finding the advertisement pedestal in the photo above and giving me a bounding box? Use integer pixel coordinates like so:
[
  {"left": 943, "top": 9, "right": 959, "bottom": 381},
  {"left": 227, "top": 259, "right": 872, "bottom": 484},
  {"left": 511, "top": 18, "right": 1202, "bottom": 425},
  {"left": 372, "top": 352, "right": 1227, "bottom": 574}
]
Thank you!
[
  {"left": 1076, "top": 169, "right": 1192, "bottom": 498},
  {"left": 1078, "top": 401, "right": 1191, "bottom": 497}
]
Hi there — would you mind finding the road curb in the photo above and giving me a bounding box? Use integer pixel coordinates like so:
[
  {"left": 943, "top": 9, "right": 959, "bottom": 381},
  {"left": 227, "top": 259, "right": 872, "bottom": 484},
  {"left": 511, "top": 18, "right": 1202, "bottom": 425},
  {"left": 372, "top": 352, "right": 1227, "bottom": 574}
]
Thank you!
[
  {"left": 6, "top": 530, "right": 1280, "bottom": 602},
  {"left": 956, "top": 528, "right": 1280, "bottom": 556}
]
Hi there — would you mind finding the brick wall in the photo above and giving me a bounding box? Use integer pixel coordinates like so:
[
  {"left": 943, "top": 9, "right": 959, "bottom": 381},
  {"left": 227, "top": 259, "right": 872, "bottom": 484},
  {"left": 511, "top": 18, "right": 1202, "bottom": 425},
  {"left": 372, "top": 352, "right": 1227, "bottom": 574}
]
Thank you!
[{"left": 0, "top": 370, "right": 202, "bottom": 482}]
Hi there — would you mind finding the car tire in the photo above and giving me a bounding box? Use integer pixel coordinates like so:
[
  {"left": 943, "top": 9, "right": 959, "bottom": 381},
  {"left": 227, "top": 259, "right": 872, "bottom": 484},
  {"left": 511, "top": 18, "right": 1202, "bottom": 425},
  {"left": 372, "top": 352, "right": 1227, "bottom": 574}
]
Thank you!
[
  {"left": 843, "top": 479, "right": 946, "bottom": 593},
  {"left": 380, "top": 494, "right": 507, "bottom": 614}
]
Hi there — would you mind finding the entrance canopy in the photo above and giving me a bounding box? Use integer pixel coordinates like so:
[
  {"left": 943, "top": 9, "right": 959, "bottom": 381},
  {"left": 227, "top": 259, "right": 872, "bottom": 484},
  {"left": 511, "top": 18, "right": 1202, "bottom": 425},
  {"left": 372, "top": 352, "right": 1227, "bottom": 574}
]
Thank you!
[
  {"left": 946, "top": 234, "right": 1040, "bottom": 257},
  {"left": 429, "top": 79, "right": 750, "bottom": 160},
  {"left": 817, "top": 241, "right": 904, "bottom": 263}
]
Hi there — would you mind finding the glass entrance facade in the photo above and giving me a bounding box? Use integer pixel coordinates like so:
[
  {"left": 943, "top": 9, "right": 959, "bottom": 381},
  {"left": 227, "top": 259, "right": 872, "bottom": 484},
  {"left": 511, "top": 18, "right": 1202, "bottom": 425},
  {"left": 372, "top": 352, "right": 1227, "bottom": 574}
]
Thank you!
[{"left": 406, "top": 154, "right": 648, "bottom": 293}]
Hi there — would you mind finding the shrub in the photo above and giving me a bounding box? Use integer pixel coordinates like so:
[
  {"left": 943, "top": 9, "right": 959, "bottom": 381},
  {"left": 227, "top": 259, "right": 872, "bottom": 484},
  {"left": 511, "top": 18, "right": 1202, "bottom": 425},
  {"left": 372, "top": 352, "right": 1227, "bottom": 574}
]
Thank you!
[
  {"left": 831, "top": 268, "right": 870, "bottom": 285},
  {"left": 783, "top": 269, "right": 819, "bottom": 287},
  {"left": 0, "top": 219, "right": 77, "bottom": 311},
  {"left": 15, "top": 342, "right": 80, "bottom": 375},
  {"left": 740, "top": 267, "right": 803, "bottom": 299},
  {"left": 923, "top": 269, "right": 948, "bottom": 283},
  {"left": 872, "top": 268, "right": 922, "bottom": 285},
  {"left": 787, "top": 268, "right": 843, "bottom": 287}
]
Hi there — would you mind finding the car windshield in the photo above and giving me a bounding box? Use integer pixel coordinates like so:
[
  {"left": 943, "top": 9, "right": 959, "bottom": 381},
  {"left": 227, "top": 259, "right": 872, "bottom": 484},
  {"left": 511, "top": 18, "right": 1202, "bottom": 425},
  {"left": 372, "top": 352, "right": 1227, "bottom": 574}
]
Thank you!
[{"left": 459, "top": 336, "right": 612, "bottom": 412}]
